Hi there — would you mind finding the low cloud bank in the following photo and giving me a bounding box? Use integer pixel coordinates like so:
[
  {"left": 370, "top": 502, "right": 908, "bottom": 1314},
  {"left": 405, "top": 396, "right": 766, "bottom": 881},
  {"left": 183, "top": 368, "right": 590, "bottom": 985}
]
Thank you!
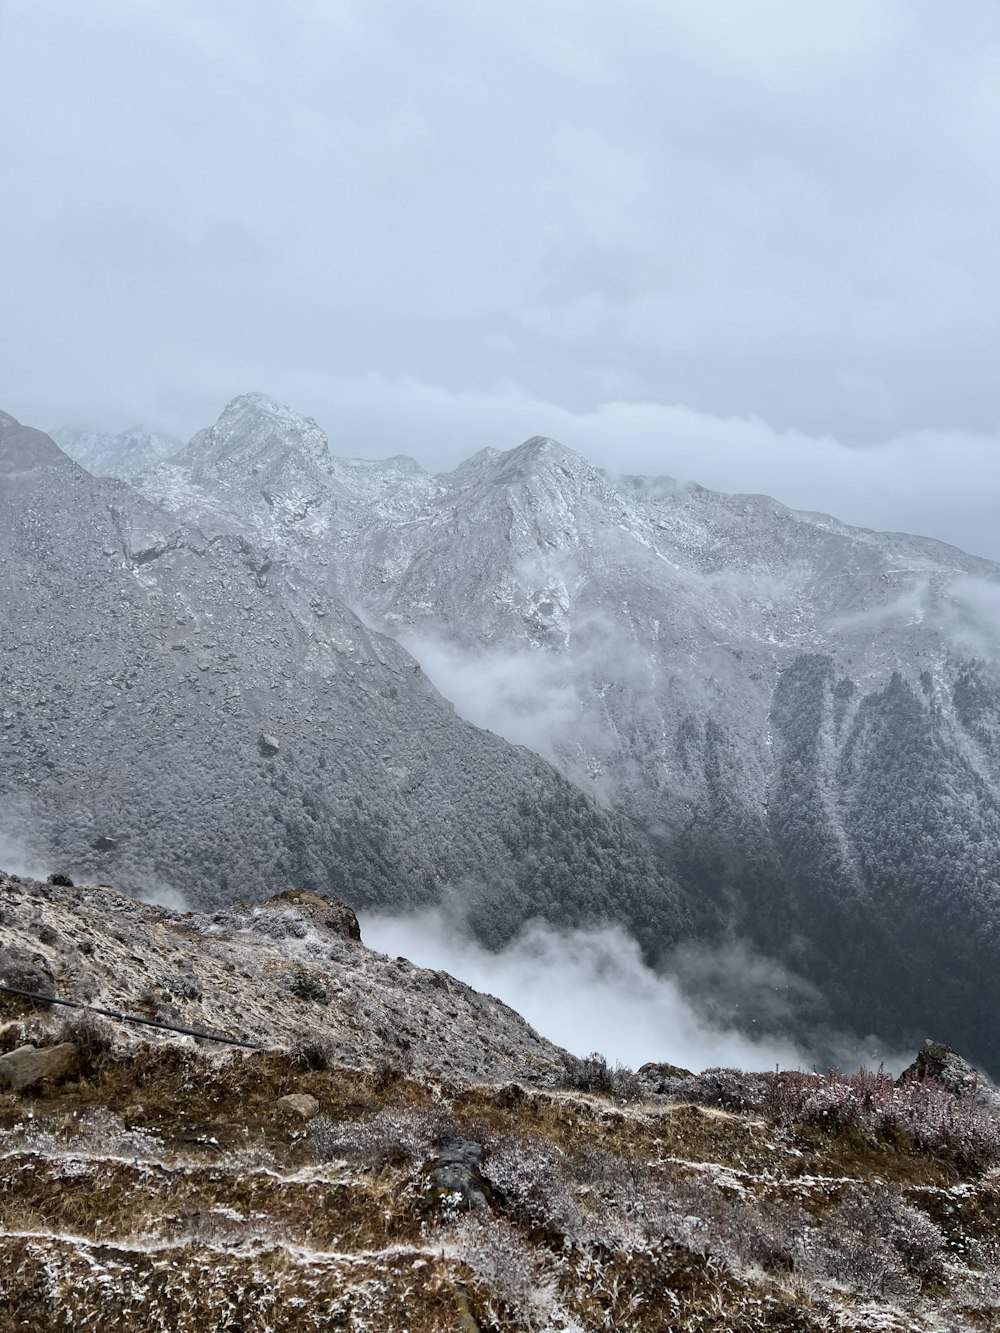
[
  {"left": 0, "top": 829, "right": 46, "bottom": 882},
  {"left": 362, "top": 908, "right": 837, "bottom": 1073},
  {"left": 135, "top": 879, "right": 190, "bottom": 914},
  {"left": 399, "top": 634, "right": 578, "bottom": 761}
]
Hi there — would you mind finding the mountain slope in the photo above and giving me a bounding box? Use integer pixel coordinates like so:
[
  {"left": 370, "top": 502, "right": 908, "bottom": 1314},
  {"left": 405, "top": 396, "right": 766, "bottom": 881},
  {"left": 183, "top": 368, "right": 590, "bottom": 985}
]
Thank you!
[
  {"left": 0, "top": 410, "right": 684, "bottom": 943},
  {"left": 4, "top": 870, "right": 1000, "bottom": 1332},
  {"left": 132, "top": 395, "right": 1000, "bottom": 1070}
]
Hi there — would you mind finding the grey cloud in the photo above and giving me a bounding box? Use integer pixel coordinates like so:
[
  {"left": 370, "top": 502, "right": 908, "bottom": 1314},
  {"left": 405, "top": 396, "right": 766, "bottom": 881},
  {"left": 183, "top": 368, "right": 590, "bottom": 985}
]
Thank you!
[
  {"left": 360, "top": 908, "right": 907, "bottom": 1073},
  {"left": 1, "top": 0, "right": 999, "bottom": 547},
  {"left": 361, "top": 908, "right": 810, "bottom": 1072}
]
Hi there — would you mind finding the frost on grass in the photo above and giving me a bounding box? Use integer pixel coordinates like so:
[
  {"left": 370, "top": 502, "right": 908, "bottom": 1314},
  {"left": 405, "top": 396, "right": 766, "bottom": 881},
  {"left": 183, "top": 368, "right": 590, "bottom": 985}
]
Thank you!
[{"left": 3, "top": 1014, "right": 1000, "bottom": 1329}]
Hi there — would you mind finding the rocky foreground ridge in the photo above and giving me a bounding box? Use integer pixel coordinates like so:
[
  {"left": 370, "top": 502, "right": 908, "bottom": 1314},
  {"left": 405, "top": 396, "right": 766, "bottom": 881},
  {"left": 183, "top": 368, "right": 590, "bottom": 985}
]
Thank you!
[{"left": 4, "top": 872, "right": 1000, "bottom": 1330}]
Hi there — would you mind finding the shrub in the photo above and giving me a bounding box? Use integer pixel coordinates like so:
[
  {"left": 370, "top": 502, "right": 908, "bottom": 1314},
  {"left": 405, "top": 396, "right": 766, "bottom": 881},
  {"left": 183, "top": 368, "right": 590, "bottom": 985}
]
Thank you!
[
  {"left": 483, "top": 1133, "right": 584, "bottom": 1242},
  {"left": 288, "top": 1036, "right": 334, "bottom": 1071},
  {"left": 681, "top": 1067, "right": 769, "bottom": 1114},
  {"left": 309, "top": 1106, "right": 453, "bottom": 1170},
  {"left": 287, "top": 969, "right": 328, "bottom": 1005},
  {"left": 448, "top": 1215, "right": 558, "bottom": 1332},
  {"left": 763, "top": 1066, "right": 1000, "bottom": 1168},
  {"left": 562, "top": 1052, "right": 644, "bottom": 1102},
  {"left": 812, "top": 1182, "right": 945, "bottom": 1298}
]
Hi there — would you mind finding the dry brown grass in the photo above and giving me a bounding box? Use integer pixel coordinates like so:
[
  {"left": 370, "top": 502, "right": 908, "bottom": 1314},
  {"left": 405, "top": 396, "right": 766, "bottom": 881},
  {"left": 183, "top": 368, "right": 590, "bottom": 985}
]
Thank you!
[
  {"left": 2, "top": 1031, "right": 999, "bottom": 1331},
  {"left": 0, "top": 1236, "right": 502, "bottom": 1333},
  {"left": 0, "top": 1152, "right": 421, "bottom": 1252}
]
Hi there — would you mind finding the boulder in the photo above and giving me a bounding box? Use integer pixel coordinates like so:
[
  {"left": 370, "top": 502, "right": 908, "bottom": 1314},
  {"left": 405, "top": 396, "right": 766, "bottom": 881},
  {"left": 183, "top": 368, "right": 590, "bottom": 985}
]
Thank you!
[
  {"left": 0, "top": 946, "right": 55, "bottom": 997},
  {"left": 267, "top": 889, "right": 362, "bottom": 943},
  {"left": 896, "top": 1040, "right": 1000, "bottom": 1111},
  {"left": 275, "top": 1092, "right": 320, "bottom": 1120},
  {"left": 638, "top": 1060, "right": 695, "bottom": 1095},
  {"left": 639, "top": 1061, "right": 694, "bottom": 1080},
  {"left": 426, "top": 1137, "right": 493, "bottom": 1211},
  {"left": 0, "top": 1042, "right": 79, "bottom": 1091}
]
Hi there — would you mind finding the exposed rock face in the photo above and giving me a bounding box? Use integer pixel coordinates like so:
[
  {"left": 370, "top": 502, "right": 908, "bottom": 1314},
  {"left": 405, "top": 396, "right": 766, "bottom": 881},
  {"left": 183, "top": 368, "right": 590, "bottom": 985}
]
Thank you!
[
  {"left": 898, "top": 1039, "right": 1000, "bottom": 1111},
  {"left": 426, "top": 1137, "right": 492, "bottom": 1211},
  {"left": 265, "top": 889, "right": 362, "bottom": 942},
  {"left": 0, "top": 1042, "right": 78, "bottom": 1091}
]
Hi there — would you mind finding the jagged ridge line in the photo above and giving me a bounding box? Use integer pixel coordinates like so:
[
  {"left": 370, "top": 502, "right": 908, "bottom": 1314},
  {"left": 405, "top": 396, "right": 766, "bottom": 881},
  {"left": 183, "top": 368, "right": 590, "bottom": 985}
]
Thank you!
[{"left": 0, "top": 983, "right": 259, "bottom": 1048}]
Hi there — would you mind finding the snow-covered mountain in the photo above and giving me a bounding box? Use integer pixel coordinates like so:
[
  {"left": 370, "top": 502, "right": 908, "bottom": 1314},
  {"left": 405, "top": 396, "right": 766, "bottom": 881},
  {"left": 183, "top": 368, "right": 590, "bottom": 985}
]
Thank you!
[
  {"left": 130, "top": 394, "right": 1000, "bottom": 1071},
  {"left": 52, "top": 423, "right": 181, "bottom": 478},
  {"left": 0, "top": 409, "right": 680, "bottom": 944}
]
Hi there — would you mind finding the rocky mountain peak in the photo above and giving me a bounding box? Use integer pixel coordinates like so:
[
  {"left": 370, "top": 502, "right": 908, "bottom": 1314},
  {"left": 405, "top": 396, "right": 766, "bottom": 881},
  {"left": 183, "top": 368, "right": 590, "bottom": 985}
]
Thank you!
[
  {"left": 456, "top": 435, "right": 604, "bottom": 516},
  {"left": 497, "top": 434, "right": 590, "bottom": 478},
  {"left": 182, "top": 392, "right": 333, "bottom": 477}
]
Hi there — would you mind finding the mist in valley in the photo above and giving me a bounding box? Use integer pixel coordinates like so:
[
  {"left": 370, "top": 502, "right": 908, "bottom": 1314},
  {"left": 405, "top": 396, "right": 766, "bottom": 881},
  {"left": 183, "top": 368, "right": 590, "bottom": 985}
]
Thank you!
[{"left": 361, "top": 907, "right": 907, "bottom": 1076}]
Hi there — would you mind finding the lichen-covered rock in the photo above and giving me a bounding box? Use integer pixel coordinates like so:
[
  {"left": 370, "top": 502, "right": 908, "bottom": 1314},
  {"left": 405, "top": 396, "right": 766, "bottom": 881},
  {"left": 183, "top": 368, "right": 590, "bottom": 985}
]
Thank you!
[
  {"left": 897, "top": 1039, "right": 1000, "bottom": 1111},
  {"left": 274, "top": 1092, "right": 319, "bottom": 1120},
  {"left": 0, "top": 1041, "right": 78, "bottom": 1090}
]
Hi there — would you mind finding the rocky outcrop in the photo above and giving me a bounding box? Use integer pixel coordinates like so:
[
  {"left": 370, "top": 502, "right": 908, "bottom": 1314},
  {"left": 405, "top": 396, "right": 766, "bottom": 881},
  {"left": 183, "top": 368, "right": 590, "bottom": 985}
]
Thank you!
[
  {"left": 897, "top": 1039, "right": 1000, "bottom": 1111},
  {"left": 264, "top": 889, "right": 362, "bottom": 943},
  {"left": 426, "top": 1137, "right": 493, "bottom": 1212},
  {"left": 0, "top": 869, "right": 571, "bottom": 1084},
  {"left": 0, "top": 1041, "right": 78, "bottom": 1091}
]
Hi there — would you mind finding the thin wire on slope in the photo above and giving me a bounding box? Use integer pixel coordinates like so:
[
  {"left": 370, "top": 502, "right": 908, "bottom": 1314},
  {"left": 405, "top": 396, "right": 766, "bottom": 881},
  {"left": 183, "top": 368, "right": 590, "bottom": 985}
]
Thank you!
[{"left": 0, "top": 983, "right": 260, "bottom": 1048}]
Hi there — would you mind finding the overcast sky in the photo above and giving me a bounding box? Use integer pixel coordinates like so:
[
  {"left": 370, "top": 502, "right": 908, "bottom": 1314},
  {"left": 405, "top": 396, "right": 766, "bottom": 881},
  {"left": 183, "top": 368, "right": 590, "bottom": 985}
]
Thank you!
[{"left": 2, "top": 1, "right": 999, "bottom": 555}]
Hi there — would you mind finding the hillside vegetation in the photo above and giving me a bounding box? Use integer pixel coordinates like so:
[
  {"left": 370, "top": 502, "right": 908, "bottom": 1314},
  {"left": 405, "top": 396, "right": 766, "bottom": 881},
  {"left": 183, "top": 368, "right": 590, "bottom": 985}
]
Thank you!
[{"left": 3, "top": 874, "right": 1000, "bottom": 1331}]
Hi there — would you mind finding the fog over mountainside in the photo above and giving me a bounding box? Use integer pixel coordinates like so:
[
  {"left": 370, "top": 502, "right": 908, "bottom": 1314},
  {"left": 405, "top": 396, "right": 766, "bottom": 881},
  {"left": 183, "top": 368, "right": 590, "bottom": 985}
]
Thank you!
[
  {"left": 8, "top": 395, "right": 1000, "bottom": 1073},
  {"left": 52, "top": 424, "right": 182, "bottom": 479},
  {"left": 116, "top": 393, "right": 1000, "bottom": 1074},
  {"left": 0, "top": 409, "right": 680, "bottom": 949}
]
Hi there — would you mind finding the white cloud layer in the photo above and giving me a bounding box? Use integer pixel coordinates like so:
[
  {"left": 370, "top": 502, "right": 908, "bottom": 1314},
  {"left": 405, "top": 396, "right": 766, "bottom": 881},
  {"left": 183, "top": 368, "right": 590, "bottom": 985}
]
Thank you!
[
  {"left": 1, "top": 0, "right": 999, "bottom": 554},
  {"left": 360, "top": 909, "right": 903, "bottom": 1074}
]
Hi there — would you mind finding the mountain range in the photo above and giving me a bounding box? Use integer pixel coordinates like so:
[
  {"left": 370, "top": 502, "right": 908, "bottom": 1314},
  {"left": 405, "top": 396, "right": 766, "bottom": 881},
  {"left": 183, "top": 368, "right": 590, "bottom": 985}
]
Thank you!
[
  {"left": 11, "top": 394, "right": 1000, "bottom": 1072},
  {"left": 0, "top": 408, "right": 676, "bottom": 945}
]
